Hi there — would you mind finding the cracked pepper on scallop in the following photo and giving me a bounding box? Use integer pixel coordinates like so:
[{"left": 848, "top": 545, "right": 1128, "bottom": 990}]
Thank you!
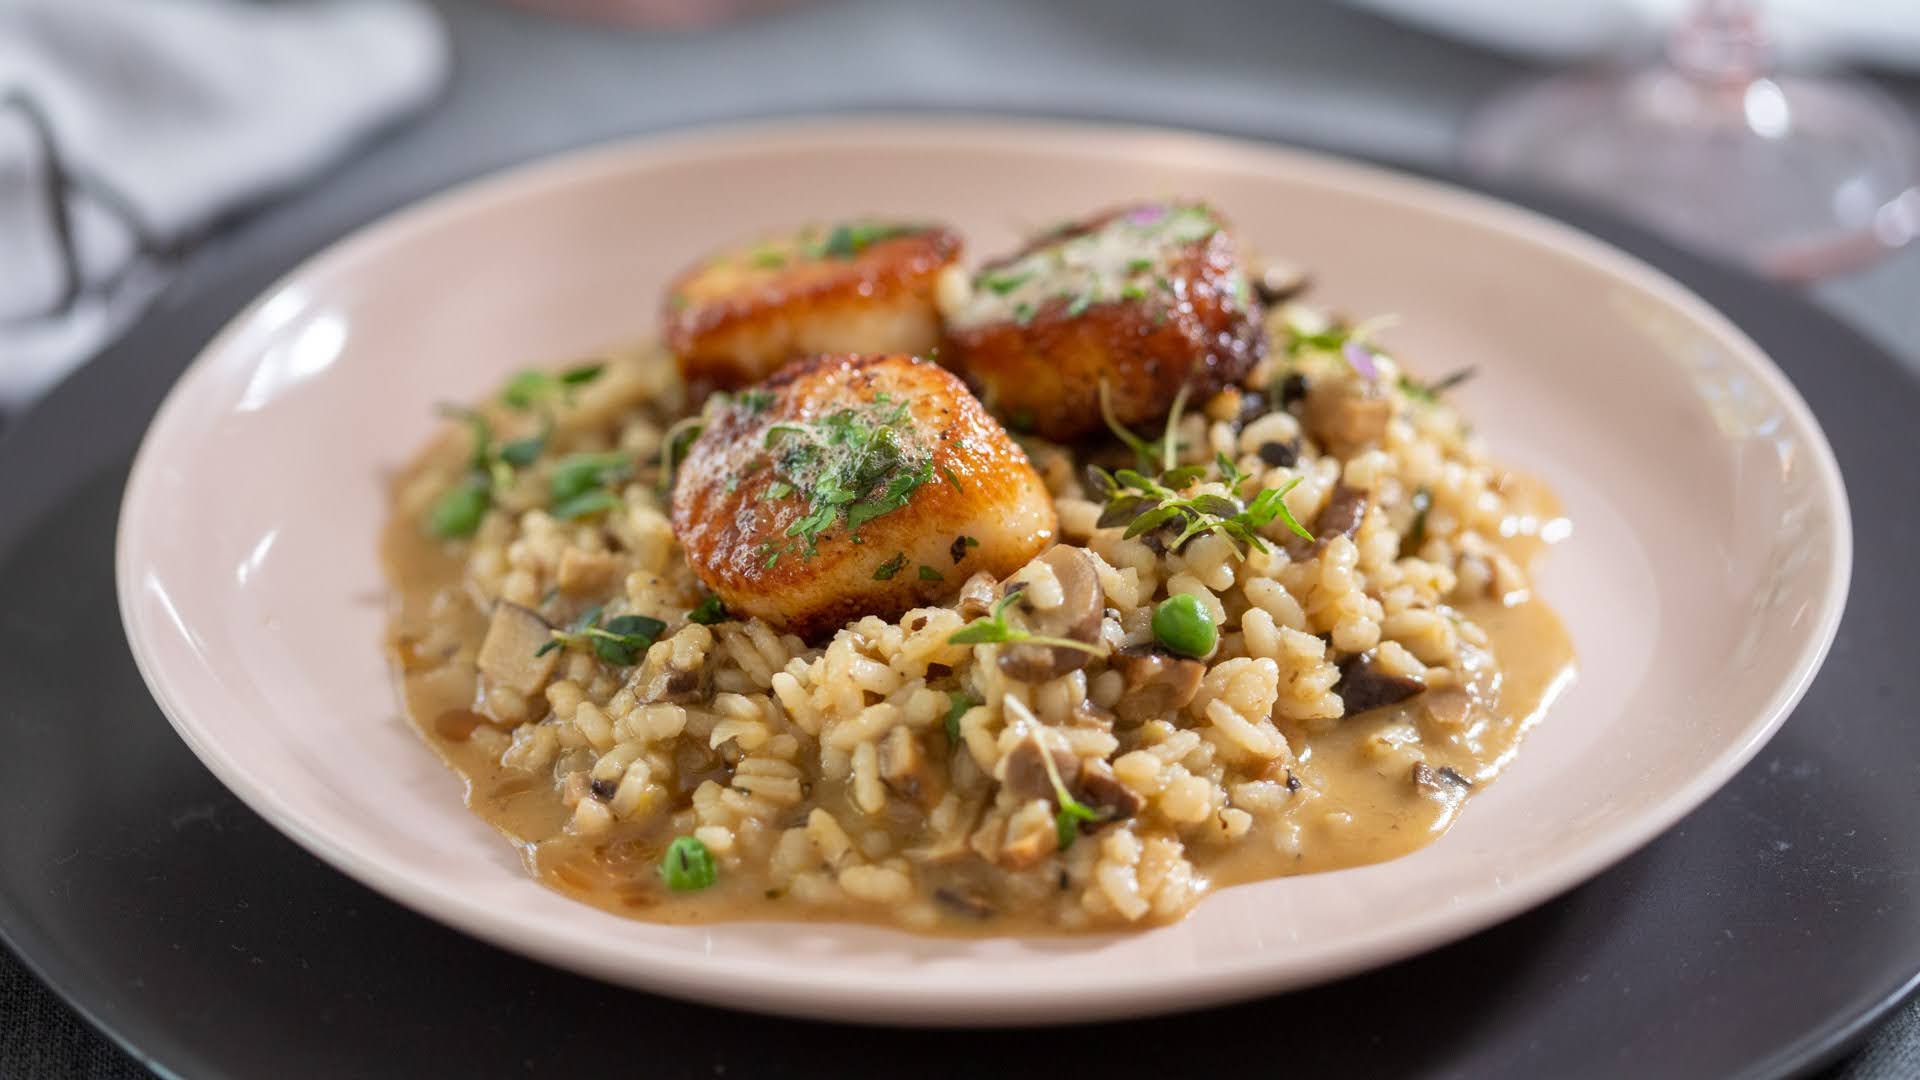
[{"left": 381, "top": 202, "right": 1575, "bottom": 933}]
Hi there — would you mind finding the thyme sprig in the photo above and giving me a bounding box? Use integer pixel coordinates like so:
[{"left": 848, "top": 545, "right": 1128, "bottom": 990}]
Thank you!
[{"left": 534, "top": 604, "right": 666, "bottom": 666}]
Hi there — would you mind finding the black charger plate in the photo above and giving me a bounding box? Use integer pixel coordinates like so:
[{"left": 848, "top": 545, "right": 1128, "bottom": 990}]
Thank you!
[{"left": 2, "top": 136, "right": 1917, "bottom": 1079}]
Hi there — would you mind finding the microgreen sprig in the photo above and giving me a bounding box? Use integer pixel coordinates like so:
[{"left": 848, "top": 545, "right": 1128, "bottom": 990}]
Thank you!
[
  {"left": 1038, "top": 735, "right": 1104, "bottom": 850},
  {"left": 501, "top": 362, "right": 605, "bottom": 411},
  {"left": 1086, "top": 454, "right": 1314, "bottom": 556},
  {"left": 1397, "top": 366, "right": 1477, "bottom": 405},
  {"left": 1098, "top": 377, "right": 1190, "bottom": 475},
  {"left": 943, "top": 691, "right": 976, "bottom": 744},
  {"left": 948, "top": 593, "right": 1107, "bottom": 657}
]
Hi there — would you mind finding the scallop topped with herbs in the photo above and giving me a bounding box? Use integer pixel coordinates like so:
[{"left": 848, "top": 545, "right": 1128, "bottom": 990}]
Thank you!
[
  {"left": 939, "top": 202, "right": 1262, "bottom": 441},
  {"left": 669, "top": 353, "right": 1055, "bottom": 639},
  {"left": 664, "top": 221, "right": 964, "bottom": 393}
]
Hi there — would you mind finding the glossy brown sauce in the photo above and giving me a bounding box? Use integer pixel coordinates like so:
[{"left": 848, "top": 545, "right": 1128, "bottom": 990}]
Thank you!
[{"left": 384, "top": 471, "right": 1574, "bottom": 932}]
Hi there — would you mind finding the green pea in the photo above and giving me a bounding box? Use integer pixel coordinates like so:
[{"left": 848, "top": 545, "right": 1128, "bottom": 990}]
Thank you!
[
  {"left": 660, "top": 835, "right": 717, "bottom": 892},
  {"left": 427, "top": 476, "right": 489, "bottom": 538},
  {"left": 1151, "top": 593, "right": 1217, "bottom": 658}
]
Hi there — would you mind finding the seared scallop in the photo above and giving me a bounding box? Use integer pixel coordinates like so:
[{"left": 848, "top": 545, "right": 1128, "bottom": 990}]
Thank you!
[
  {"left": 664, "top": 222, "right": 964, "bottom": 392},
  {"left": 670, "top": 353, "right": 1055, "bottom": 639},
  {"left": 940, "top": 202, "right": 1262, "bottom": 441}
]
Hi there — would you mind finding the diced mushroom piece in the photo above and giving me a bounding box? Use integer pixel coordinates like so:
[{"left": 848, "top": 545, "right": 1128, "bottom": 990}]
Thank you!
[
  {"left": 1410, "top": 761, "right": 1475, "bottom": 794},
  {"left": 1253, "top": 257, "right": 1310, "bottom": 304},
  {"left": 997, "top": 800, "right": 1058, "bottom": 869},
  {"left": 932, "top": 884, "right": 997, "bottom": 920},
  {"left": 956, "top": 570, "right": 998, "bottom": 620},
  {"left": 1315, "top": 484, "right": 1370, "bottom": 544},
  {"left": 555, "top": 549, "right": 620, "bottom": 595},
  {"left": 633, "top": 652, "right": 707, "bottom": 704},
  {"left": 1334, "top": 653, "right": 1425, "bottom": 716},
  {"left": 879, "top": 725, "right": 943, "bottom": 809},
  {"left": 1303, "top": 380, "right": 1392, "bottom": 454},
  {"left": 476, "top": 603, "right": 560, "bottom": 697},
  {"left": 1072, "top": 759, "right": 1142, "bottom": 821},
  {"left": 996, "top": 546, "right": 1104, "bottom": 682},
  {"left": 1110, "top": 645, "right": 1205, "bottom": 727},
  {"left": 999, "top": 734, "right": 1081, "bottom": 803}
]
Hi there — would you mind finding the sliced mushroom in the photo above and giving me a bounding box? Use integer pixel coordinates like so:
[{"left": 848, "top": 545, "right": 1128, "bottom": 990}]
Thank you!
[
  {"left": 476, "top": 602, "right": 560, "bottom": 697},
  {"left": 999, "top": 733, "right": 1080, "bottom": 802},
  {"left": 1419, "top": 686, "right": 1473, "bottom": 731},
  {"left": 1110, "top": 645, "right": 1205, "bottom": 727},
  {"left": 996, "top": 546, "right": 1104, "bottom": 682},
  {"left": 1334, "top": 652, "right": 1425, "bottom": 716},
  {"left": 1071, "top": 759, "right": 1142, "bottom": 821},
  {"left": 878, "top": 725, "right": 943, "bottom": 809},
  {"left": 1315, "top": 484, "right": 1370, "bottom": 544},
  {"left": 1303, "top": 380, "right": 1392, "bottom": 454}
]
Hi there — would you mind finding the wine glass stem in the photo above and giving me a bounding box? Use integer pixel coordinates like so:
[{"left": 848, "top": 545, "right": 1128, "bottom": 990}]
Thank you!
[{"left": 1667, "top": 0, "right": 1771, "bottom": 87}]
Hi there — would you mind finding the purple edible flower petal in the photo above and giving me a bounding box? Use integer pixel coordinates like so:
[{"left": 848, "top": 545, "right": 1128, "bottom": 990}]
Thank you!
[
  {"left": 1125, "top": 204, "right": 1167, "bottom": 225},
  {"left": 1343, "top": 340, "right": 1379, "bottom": 381}
]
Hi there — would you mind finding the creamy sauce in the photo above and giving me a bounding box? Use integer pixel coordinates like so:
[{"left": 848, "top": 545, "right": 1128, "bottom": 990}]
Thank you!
[{"left": 384, "top": 466, "right": 1574, "bottom": 934}]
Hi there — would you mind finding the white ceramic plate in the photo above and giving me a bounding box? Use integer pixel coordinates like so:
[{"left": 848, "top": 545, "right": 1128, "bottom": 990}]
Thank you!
[{"left": 117, "top": 118, "right": 1850, "bottom": 1025}]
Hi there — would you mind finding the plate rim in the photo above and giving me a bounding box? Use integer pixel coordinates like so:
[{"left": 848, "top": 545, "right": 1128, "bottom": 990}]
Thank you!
[{"left": 112, "top": 113, "right": 1855, "bottom": 1024}]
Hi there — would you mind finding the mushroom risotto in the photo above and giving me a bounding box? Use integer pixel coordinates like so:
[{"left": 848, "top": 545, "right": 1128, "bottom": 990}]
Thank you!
[{"left": 383, "top": 203, "right": 1574, "bottom": 933}]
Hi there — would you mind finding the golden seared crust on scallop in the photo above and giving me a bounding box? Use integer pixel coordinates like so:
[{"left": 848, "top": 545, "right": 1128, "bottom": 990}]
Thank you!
[
  {"left": 665, "top": 223, "right": 964, "bottom": 393},
  {"left": 670, "top": 353, "right": 1055, "bottom": 639},
  {"left": 940, "top": 202, "right": 1262, "bottom": 441}
]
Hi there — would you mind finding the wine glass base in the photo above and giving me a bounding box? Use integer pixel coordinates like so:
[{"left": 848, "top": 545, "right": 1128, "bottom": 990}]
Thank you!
[{"left": 1463, "top": 67, "right": 1920, "bottom": 281}]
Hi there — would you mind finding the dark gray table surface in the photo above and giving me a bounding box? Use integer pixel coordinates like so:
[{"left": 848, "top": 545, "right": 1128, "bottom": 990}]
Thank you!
[{"left": 3, "top": 1, "right": 1916, "bottom": 1076}]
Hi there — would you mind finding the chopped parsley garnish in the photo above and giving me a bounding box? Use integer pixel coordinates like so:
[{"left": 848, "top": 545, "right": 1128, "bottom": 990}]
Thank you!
[
  {"left": 1064, "top": 291, "right": 1093, "bottom": 317},
  {"left": 737, "top": 389, "right": 777, "bottom": 414},
  {"left": 686, "top": 594, "right": 730, "bottom": 625},
  {"left": 944, "top": 691, "right": 976, "bottom": 744},
  {"left": 873, "top": 552, "right": 908, "bottom": 580},
  {"left": 1012, "top": 301, "right": 1035, "bottom": 324},
  {"left": 814, "top": 222, "right": 918, "bottom": 260},
  {"left": 535, "top": 604, "right": 666, "bottom": 667},
  {"left": 979, "top": 269, "right": 1033, "bottom": 295},
  {"left": 762, "top": 480, "right": 794, "bottom": 501},
  {"left": 939, "top": 463, "right": 964, "bottom": 492},
  {"left": 949, "top": 593, "right": 1107, "bottom": 657},
  {"left": 1126, "top": 256, "right": 1154, "bottom": 273},
  {"left": 754, "top": 394, "right": 934, "bottom": 561},
  {"left": 949, "top": 535, "right": 978, "bottom": 564},
  {"left": 1086, "top": 453, "right": 1314, "bottom": 556},
  {"left": 917, "top": 564, "right": 943, "bottom": 582},
  {"left": 749, "top": 248, "right": 787, "bottom": 269}
]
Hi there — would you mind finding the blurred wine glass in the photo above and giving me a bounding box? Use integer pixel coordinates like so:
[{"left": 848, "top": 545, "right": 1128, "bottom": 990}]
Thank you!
[{"left": 1463, "top": 0, "right": 1920, "bottom": 281}]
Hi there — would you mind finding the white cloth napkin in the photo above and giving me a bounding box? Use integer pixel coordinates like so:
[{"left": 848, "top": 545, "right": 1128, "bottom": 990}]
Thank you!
[{"left": 0, "top": 0, "right": 449, "bottom": 407}]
